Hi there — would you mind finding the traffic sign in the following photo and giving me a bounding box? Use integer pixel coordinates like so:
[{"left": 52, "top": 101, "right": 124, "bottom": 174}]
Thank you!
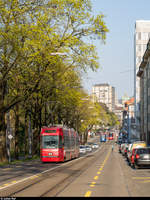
[{"left": 8, "top": 134, "right": 13, "bottom": 140}]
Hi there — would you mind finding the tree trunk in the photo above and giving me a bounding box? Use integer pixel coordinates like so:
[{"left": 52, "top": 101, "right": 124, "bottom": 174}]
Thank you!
[
  {"left": 0, "top": 112, "right": 7, "bottom": 162},
  {"left": 14, "top": 104, "right": 19, "bottom": 160},
  {"left": 24, "top": 110, "right": 28, "bottom": 158}
]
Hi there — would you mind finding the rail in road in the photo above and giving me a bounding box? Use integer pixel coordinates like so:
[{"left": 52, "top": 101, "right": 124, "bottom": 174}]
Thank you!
[
  {"left": 0, "top": 140, "right": 105, "bottom": 197},
  {"left": 1, "top": 140, "right": 150, "bottom": 197}
]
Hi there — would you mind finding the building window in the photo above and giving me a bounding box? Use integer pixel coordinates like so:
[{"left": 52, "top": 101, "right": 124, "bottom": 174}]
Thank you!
[
  {"left": 136, "top": 44, "right": 141, "bottom": 52},
  {"left": 142, "top": 32, "right": 148, "bottom": 40},
  {"left": 143, "top": 44, "right": 147, "bottom": 53},
  {"left": 136, "top": 32, "right": 141, "bottom": 40},
  {"left": 136, "top": 56, "right": 142, "bottom": 65}
]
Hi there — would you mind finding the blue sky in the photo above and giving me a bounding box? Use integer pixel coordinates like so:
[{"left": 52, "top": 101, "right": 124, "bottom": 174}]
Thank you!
[{"left": 82, "top": 0, "right": 150, "bottom": 99}]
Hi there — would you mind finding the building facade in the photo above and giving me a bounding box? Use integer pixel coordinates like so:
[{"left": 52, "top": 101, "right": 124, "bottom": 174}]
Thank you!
[
  {"left": 92, "top": 83, "right": 116, "bottom": 112},
  {"left": 137, "top": 38, "right": 150, "bottom": 145},
  {"left": 134, "top": 20, "right": 150, "bottom": 139}
]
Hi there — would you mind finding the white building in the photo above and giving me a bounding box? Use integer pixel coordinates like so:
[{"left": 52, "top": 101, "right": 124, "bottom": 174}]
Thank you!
[
  {"left": 92, "top": 83, "right": 116, "bottom": 112},
  {"left": 134, "top": 20, "right": 150, "bottom": 138}
]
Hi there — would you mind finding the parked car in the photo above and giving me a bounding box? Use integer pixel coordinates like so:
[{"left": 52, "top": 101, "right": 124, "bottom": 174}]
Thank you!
[
  {"left": 85, "top": 145, "right": 92, "bottom": 152},
  {"left": 133, "top": 147, "right": 150, "bottom": 169},
  {"left": 124, "top": 144, "right": 129, "bottom": 157},
  {"left": 129, "top": 148, "right": 139, "bottom": 167},
  {"left": 118, "top": 143, "right": 122, "bottom": 153},
  {"left": 120, "top": 143, "right": 125, "bottom": 154},
  {"left": 128, "top": 141, "right": 146, "bottom": 166},
  {"left": 120, "top": 143, "right": 128, "bottom": 155},
  {"left": 79, "top": 145, "right": 86, "bottom": 154},
  {"left": 130, "top": 141, "right": 146, "bottom": 151},
  {"left": 92, "top": 143, "right": 99, "bottom": 149},
  {"left": 127, "top": 143, "right": 133, "bottom": 162},
  {"left": 117, "top": 136, "right": 122, "bottom": 144},
  {"left": 122, "top": 143, "right": 128, "bottom": 156}
]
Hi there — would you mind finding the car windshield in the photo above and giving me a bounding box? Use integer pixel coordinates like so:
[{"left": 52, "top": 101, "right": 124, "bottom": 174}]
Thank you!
[
  {"left": 42, "top": 135, "right": 59, "bottom": 149},
  {"left": 137, "top": 148, "right": 150, "bottom": 154}
]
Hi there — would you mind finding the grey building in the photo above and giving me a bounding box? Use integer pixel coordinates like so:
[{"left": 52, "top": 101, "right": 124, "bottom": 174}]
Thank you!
[
  {"left": 134, "top": 20, "right": 150, "bottom": 139},
  {"left": 137, "top": 38, "right": 150, "bottom": 145}
]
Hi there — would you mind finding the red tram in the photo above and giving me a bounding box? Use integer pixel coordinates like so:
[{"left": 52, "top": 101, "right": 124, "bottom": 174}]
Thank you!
[
  {"left": 40, "top": 126, "right": 80, "bottom": 162},
  {"left": 108, "top": 132, "right": 114, "bottom": 140}
]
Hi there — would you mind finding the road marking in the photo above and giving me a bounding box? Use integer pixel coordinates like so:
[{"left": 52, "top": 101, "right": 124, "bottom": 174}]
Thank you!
[
  {"left": 90, "top": 184, "right": 95, "bottom": 187},
  {"left": 140, "top": 180, "right": 150, "bottom": 183},
  {"left": 11, "top": 181, "right": 17, "bottom": 184},
  {"left": 90, "top": 181, "right": 96, "bottom": 187},
  {"left": 132, "top": 177, "right": 150, "bottom": 179},
  {"left": 85, "top": 191, "right": 92, "bottom": 197},
  {"left": 30, "top": 175, "right": 39, "bottom": 180},
  {"left": 3, "top": 183, "right": 9, "bottom": 186},
  {"left": 94, "top": 176, "right": 99, "bottom": 180}
]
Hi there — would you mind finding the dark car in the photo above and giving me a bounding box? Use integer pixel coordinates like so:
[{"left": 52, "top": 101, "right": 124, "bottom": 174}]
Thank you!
[
  {"left": 133, "top": 147, "right": 150, "bottom": 169},
  {"left": 118, "top": 144, "right": 122, "bottom": 153}
]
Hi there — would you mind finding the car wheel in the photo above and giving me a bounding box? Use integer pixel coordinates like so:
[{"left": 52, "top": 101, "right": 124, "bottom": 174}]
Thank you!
[{"left": 131, "top": 163, "right": 135, "bottom": 168}]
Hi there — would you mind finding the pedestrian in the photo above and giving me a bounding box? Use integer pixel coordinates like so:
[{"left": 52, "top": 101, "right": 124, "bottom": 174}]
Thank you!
[{"left": 112, "top": 144, "right": 114, "bottom": 152}]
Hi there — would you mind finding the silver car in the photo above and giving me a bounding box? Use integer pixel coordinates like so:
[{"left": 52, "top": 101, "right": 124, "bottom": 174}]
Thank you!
[
  {"left": 92, "top": 143, "right": 99, "bottom": 149},
  {"left": 79, "top": 145, "right": 86, "bottom": 154},
  {"left": 133, "top": 147, "right": 150, "bottom": 168},
  {"left": 85, "top": 145, "right": 92, "bottom": 152}
]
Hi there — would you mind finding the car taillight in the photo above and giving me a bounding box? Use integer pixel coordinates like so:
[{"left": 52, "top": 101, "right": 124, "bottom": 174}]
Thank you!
[{"left": 136, "top": 154, "right": 140, "bottom": 159}]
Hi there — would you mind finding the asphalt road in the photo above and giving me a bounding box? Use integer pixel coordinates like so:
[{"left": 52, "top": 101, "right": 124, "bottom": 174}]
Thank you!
[{"left": 1, "top": 138, "right": 150, "bottom": 197}]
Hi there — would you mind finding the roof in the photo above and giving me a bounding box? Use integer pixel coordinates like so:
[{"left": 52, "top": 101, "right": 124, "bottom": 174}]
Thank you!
[
  {"left": 93, "top": 83, "right": 110, "bottom": 87},
  {"left": 125, "top": 97, "right": 134, "bottom": 106}
]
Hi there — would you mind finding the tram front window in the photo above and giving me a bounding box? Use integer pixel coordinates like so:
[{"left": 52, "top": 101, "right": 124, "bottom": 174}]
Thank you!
[{"left": 42, "top": 135, "right": 59, "bottom": 149}]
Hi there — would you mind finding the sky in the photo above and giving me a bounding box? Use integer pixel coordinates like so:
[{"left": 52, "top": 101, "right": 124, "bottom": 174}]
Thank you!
[{"left": 82, "top": 0, "right": 150, "bottom": 99}]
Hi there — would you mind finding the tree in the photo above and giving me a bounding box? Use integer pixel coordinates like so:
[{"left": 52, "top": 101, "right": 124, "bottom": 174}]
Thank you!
[{"left": 0, "top": 0, "right": 108, "bottom": 162}]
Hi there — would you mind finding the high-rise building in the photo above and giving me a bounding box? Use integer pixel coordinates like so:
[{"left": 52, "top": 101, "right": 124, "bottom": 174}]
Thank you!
[
  {"left": 134, "top": 20, "right": 150, "bottom": 138},
  {"left": 92, "top": 83, "right": 116, "bottom": 112}
]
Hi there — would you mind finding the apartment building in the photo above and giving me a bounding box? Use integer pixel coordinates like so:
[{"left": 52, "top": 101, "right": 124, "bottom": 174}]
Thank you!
[
  {"left": 134, "top": 20, "right": 150, "bottom": 138},
  {"left": 137, "top": 38, "right": 150, "bottom": 145},
  {"left": 92, "top": 83, "right": 116, "bottom": 112}
]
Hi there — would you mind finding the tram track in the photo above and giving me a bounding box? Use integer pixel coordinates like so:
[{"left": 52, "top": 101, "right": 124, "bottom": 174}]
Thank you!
[{"left": 0, "top": 143, "right": 108, "bottom": 197}]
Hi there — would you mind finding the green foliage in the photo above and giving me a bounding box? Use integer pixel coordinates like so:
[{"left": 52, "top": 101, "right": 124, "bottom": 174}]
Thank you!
[{"left": 0, "top": 0, "right": 109, "bottom": 161}]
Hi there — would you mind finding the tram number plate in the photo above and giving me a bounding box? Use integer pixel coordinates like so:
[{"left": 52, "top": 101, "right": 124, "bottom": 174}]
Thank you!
[{"left": 48, "top": 152, "right": 53, "bottom": 155}]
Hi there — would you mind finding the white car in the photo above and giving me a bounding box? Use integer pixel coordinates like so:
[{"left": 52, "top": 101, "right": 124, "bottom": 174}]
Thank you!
[
  {"left": 85, "top": 145, "right": 92, "bottom": 152},
  {"left": 92, "top": 143, "right": 99, "bottom": 149},
  {"left": 79, "top": 145, "right": 86, "bottom": 154}
]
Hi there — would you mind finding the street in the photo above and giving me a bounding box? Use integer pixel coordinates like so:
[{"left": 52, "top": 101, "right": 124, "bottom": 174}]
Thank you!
[{"left": 1, "top": 138, "right": 150, "bottom": 197}]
